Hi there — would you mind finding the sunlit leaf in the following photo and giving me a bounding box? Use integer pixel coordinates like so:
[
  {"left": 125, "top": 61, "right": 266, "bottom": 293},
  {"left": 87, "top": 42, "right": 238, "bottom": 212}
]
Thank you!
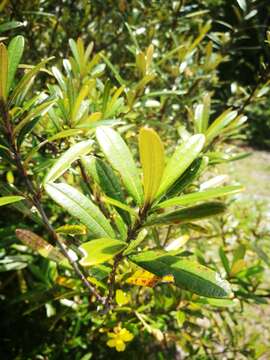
[
  {"left": 0, "top": 195, "right": 24, "bottom": 206},
  {"left": 45, "top": 182, "right": 115, "bottom": 238},
  {"left": 44, "top": 140, "right": 93, "bottom": 183},
  {"left": 155, "top": 185, "right": 244, "bottom": 209},
  {"left": 139, "top": 127, "right": 165, "bottom": 204},
  {"left": 96, "top": 126, "right": 143, "bottom": 205},
  {"left": 79, "top": 238, "right": 126, "bottom": 266}
]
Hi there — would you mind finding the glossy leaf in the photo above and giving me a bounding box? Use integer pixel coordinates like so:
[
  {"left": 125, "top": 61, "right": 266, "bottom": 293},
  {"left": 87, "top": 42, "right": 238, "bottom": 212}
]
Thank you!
[
  {"left": 156, "top": 134, "right": 205, "bottom": 198},
  {"left": 44, "top": 140, "right": 93, "bottom": 183},
  {"left": 7, "top": 35, "right": 25, "bottom": 94},
  {"left": 146, "top": 202, "right": 226, "bottom": 226},
  {"left": 129, "top": 250, "right": 232, "bottom": 298},
  {"left": 156, "top": 185, "right": 244, "bottom": 209},
  {"left": 96, "top": 126, "right": 143, "bottom": 205},
  {"left": 79, "top": 238, "right": 126, "bottom": 266},
  {"left": 0, "top": 195, "right": 24, "bottom": 206},
  {"left": 45, "top": 182, "right": 115, "bottom": 238},
  {"left": 139, "top": 127, "right": 165, "bottom": 204}
]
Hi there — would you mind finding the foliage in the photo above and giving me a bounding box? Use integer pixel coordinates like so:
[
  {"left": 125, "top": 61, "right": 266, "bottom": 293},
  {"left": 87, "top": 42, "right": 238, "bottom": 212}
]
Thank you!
[{"left": 0, "top": 1, "right": 269, "bottom": 359}]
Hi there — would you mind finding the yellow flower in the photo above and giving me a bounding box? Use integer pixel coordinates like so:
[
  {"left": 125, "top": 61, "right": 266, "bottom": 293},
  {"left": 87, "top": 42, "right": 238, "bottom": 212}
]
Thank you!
[{"left": 106, "top": 327, "right": 134, "bottom": 352}]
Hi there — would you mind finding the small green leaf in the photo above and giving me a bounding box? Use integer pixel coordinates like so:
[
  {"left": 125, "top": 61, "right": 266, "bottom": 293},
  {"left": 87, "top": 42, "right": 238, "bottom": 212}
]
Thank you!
[
  {"left": 129, "top": 250, "right": 232, "bottom": 298},
  {"left": 139, "top": 127, "right": 165, "bottom": 204},
  {"left": 7, "top": 35, "right": 25, "bottom": 94},
  {"left": 156, "top": 134, "right": 205, "bottom": 198},
  {"left": 44, "top": 140, "right": 93, "bottom": 183},
  {"left": 219, "top": 247, "right": 230, "bottom": 275},
  {"left": 79, "top": 238, "right": 126, "bottom": 266},
  {"left": 96, "top": 126, "right": 143, "bottom": 205},
  {"left": 0, "top": 195, "right": 24, "bottom": 207},
  {"left": 45, "top": 182, "right": 115, "bottom": 238},
  {"left": 146, "top": 202, "right": 226, "bottom": 226},
  {"left": 156, "top": 185, "right": 244, "bottom": 209}
]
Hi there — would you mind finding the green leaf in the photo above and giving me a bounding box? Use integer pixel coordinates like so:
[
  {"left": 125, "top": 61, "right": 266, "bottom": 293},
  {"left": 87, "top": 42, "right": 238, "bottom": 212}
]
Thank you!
[
  {"left": 96, "top": 126, "right": 143, "bottom": 205},
  {"left": 155, "top": 185, "right": 244, "bottom": 209},
  {"left": 0, "top": 195, "right": 24, "bottom": 206},
  {"left": 219, "top": 247, "right": 230, "bottom": 275},
  {"left": 102, "top": 195, "right": 137, "bottom": 216},
  {"left": 0, "top": 42, "right": 8, "bottom": 100},
  {"left": 205, "top": 109, "right": 238, "bottom": 143},
  {"left": 9, "top": 57, "right": 54, "bottom": 105},
  {"left": 56, "top": 224, "right": 87, "bottom": 235},
  {"left": 7, "top": 36, "right": 25, "bottom": 95},
  {"left": 129, "top": 250, "right": 232, "bottom": 298},
  {"left": 0, "top": 21, "right": 24, "bottom": 34},
  {"left": 44, "top": 140, "right": 93, "bottom": 183},
  {"left": 164, "top": 157, "right": 208, "bottom": 199},
  {"left": 139, "top": 127, "right": 165, "bottom": 204},
  {"left": 156, "top": 134, "right": 205, "bottom": 198},
  {"left": 79, "top": 238, "right": 126, "bottom": 266},
  {"left": 83, "top": 156, "right": 131, "bottom": 224},
  {"left": 45, "top": 182, "right": 115, "bottom": 238},
  {"left": 194, "top": 93, "right": 211, "bottom": 133},
  {"left": 14, "top": 98, "right": 56, "bottom": 135},
  {"left": 146, "top": 202, "right": 226, "bottom": 226}
]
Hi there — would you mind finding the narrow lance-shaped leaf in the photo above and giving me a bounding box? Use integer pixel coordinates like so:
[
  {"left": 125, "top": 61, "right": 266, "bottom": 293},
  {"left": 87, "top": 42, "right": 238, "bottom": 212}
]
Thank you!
[
  {"left": 96, "top": 126, "right": 143, "bottom": 205},
  {"left": 129, "top": 250, "right": 232, "bottom": 298},
  {"left": 0, "top": 43, "right": 8, "bottom": 100},
  {"left": 7, "top": 35, "right": 25, "bottom": 95},
  {"left": 205, "top": 109, "right": 238, "bottom": 144},
  {"left": 155, "top": 185, "right": 244, "bottom": 209},
  {"left": 79, "top": 238, "right": 127, "bottom": 267},
  {"left": 0, "top": 195, "right": 24, "bottom": 207},
  {"left": 139, "top": 127, "right": 165, "bottom": 204},
  {"left": 156, "top": 134, "right": 205, "bottom": 198},
  {"left": 146, "top": 202, "right": 226, "bottom": 226},
  {"left": 45, "top": 182, "right": 115, "bottom": 238},
  {"left": 44, "top": 140, "right": 93, "bottom": 183}
]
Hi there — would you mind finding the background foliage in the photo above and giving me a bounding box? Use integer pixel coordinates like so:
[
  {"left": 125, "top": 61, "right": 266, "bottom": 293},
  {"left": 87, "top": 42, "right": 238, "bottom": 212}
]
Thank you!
[{"left": 0, "top": 1, "right": 270, "bottom": 359}]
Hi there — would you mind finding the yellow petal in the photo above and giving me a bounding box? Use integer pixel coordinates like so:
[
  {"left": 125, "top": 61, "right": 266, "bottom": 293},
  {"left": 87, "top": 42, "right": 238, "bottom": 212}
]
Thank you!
[
  {"left": 107, "top": 339, "right": 116, "bottom": 348},
  {"left": 139, "top": 127, "right": 165, "bottom": 204},
  {"left": 120, "top": 328, "right": 134, "bottom": 342},
  {"left": 115, "top": 339, "right": 126, "bottom": 352}
]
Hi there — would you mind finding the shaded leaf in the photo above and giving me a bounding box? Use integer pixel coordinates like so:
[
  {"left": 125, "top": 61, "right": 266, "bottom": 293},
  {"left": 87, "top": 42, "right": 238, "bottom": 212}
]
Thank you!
[{"left": 7, "top": 35, "right": 25, "bottom": 94}]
